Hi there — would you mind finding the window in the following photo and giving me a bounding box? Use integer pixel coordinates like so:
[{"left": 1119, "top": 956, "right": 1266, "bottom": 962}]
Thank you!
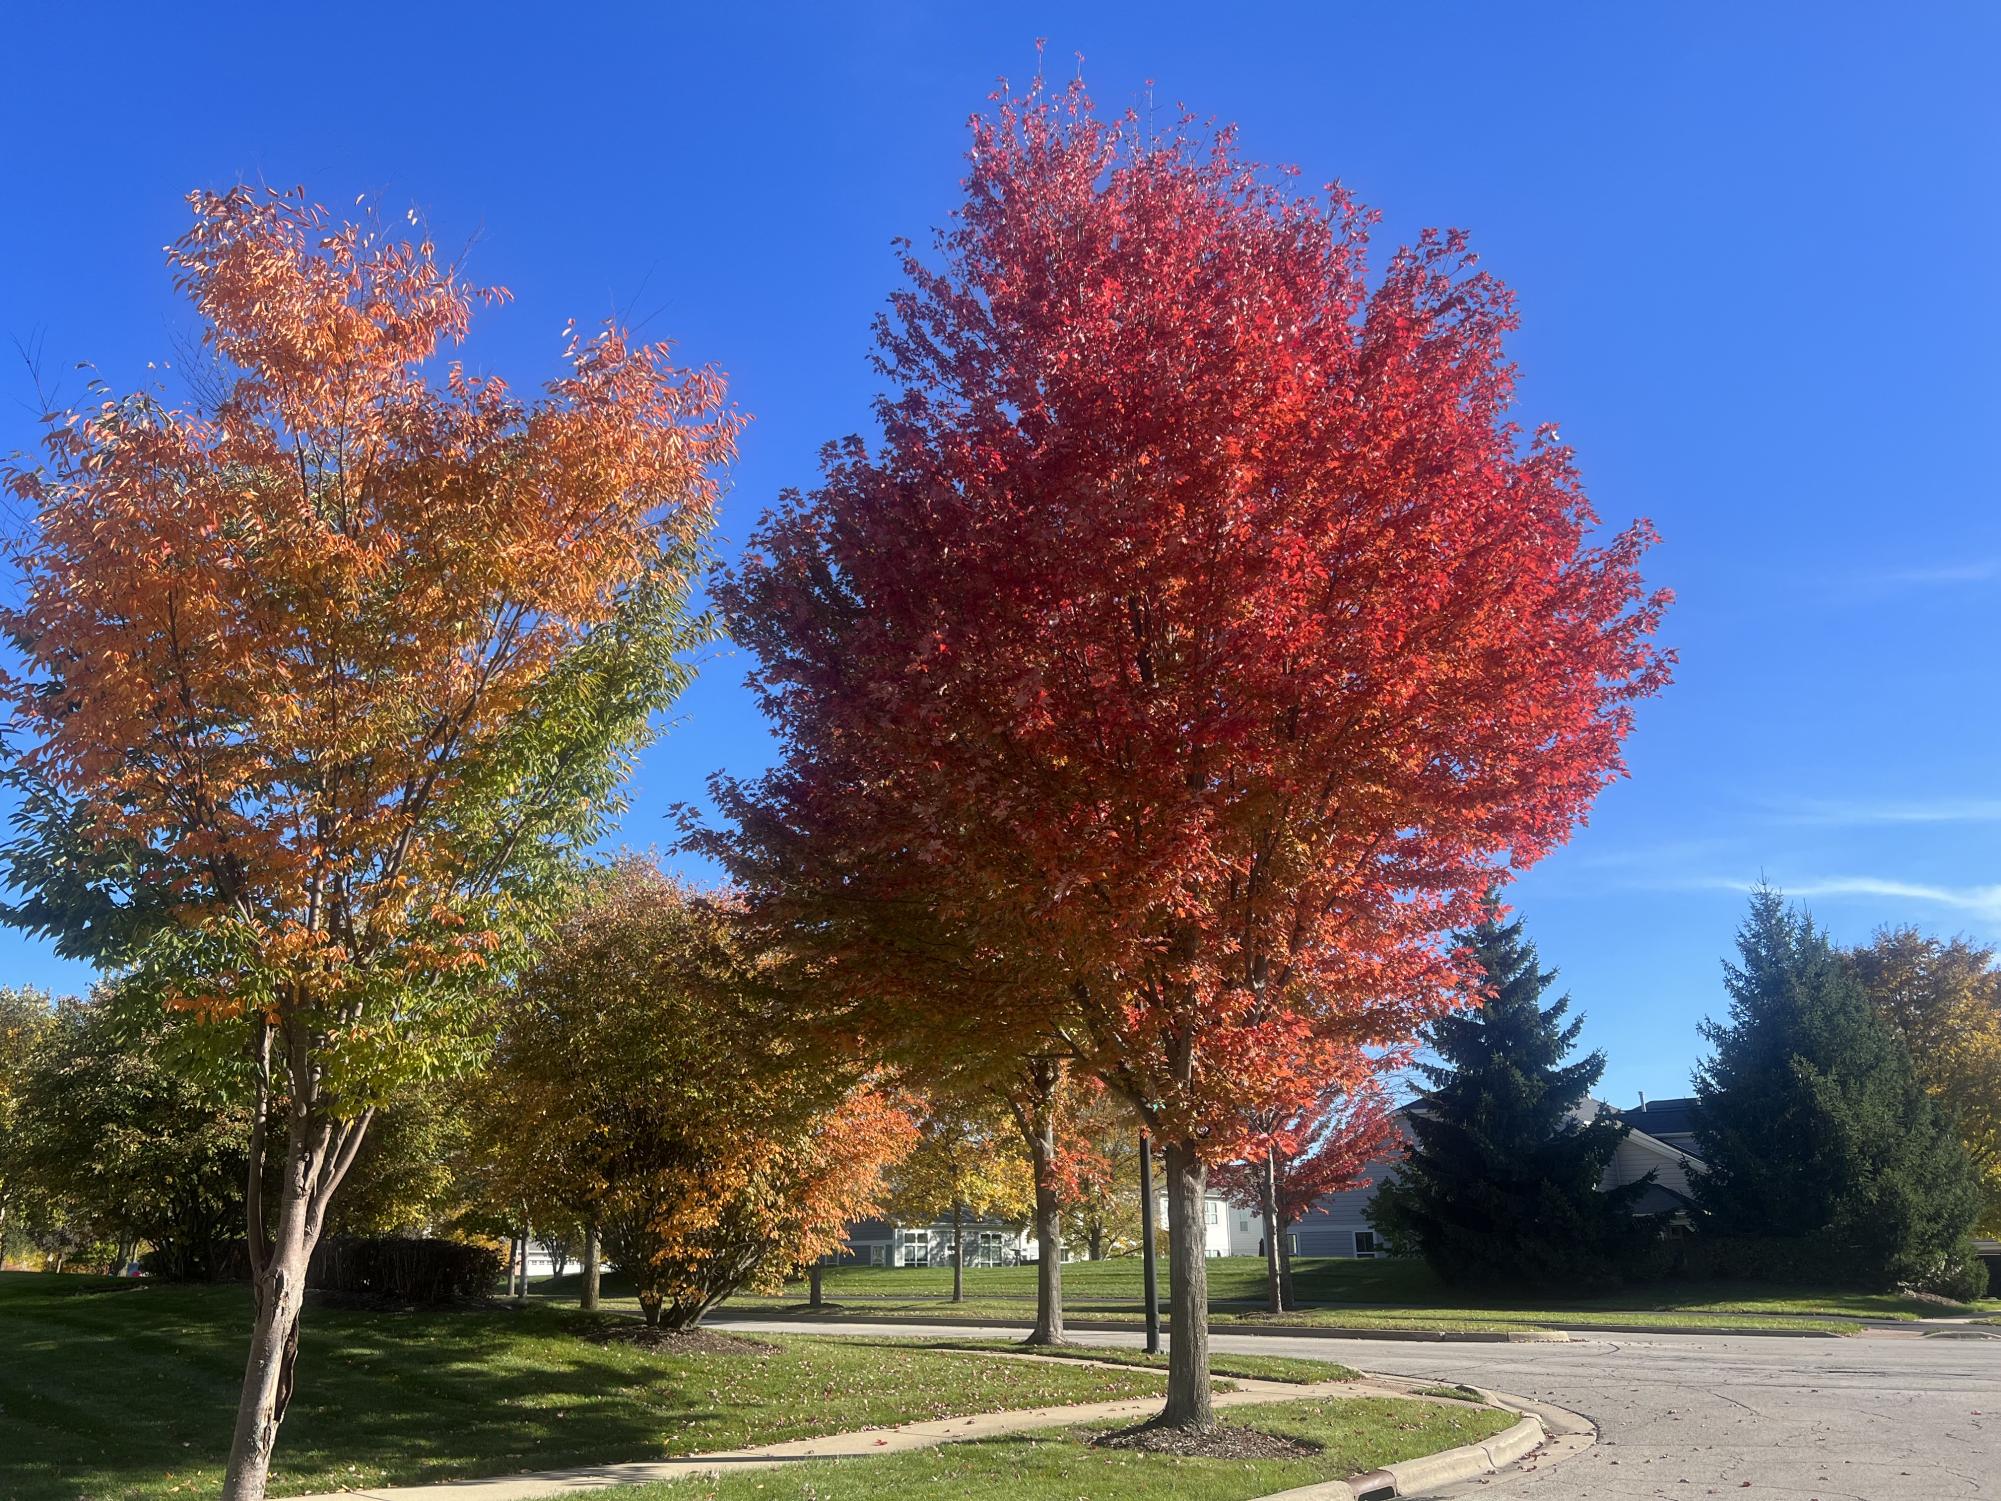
[
  {"left": 899, "top": 1228, "right": 931, "bottom": 1267},
  {"left": 1238, "top": 1216, "right": 1250, "bottom": 1233},
  {"left": 868, "top": 1244, "right": 886, "bottom": 1267},
  {"left": 1353, "top": 1230, "right": 1378, "bottom": 1259},
  {"left": 975, "top": 1230, "right": 1008, "bottom": 1268},
  {"left": 1205, "top": 1200, "right": 1219, "bottom": 1225}
]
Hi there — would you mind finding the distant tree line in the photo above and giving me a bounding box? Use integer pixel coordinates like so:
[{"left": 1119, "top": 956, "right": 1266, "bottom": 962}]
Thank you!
[{"left": 1372, "top": 888, "right": 1994, "bottom": 1301}]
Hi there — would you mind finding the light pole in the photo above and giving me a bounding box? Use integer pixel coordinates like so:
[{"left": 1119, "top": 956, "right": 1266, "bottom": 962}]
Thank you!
[{"left": 1138, "top": 1131, "right": 1160, "bottom": 1354}]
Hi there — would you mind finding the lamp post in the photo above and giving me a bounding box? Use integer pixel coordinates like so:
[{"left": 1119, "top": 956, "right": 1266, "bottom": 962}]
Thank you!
[{"left": 1138, "top": 1131, "right": 1160, "bottom": 1354}]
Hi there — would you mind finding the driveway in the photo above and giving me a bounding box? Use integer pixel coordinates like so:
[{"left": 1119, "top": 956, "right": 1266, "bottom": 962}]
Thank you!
[{"left": 716, "top": 1316, "right": 2001, "bottom": 1499}]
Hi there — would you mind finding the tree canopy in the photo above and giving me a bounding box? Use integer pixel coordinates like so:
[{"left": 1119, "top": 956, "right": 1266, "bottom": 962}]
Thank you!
[
  {"left": 478, "top": 861, "right": 915, "bottom": 1328},
  {"left": 702, "top": 74, "right": 1671, "bottom": 1428},
  {"left": 1371, "top": 905, "right": 1661, "bottom": 1289},
  {"left": 1848, "top": 926, "right": 2001, "bottom": 1238},
  {"left": 1694, "top": 889, "right": 1981, "bottom": 1291},
  {"left": 0, "top": 184, "right": 739, "bottom": 1501}
]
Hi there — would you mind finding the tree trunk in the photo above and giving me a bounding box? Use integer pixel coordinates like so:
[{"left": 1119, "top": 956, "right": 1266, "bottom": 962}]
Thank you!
[
  {"left": 222, "top": 1219, "right": 309, "bottom": 1501},
  {"left": 1277, "top": 1220, "right": 1297, "bottom": 1312},
  {"left": 1025, "top": 1081, "right": 1065, "bottom": 1345},
  {"left": 222, "top": 1017, "right": 375, "bottom": 1501},
  {"left": 808, "top": 1261, "right": 823, "bottom": 1308},
  {"left": 951, "top": 1202, "right": 965, "bottom": 1302},
  {"left": 1088, "top": 1225, "right": 1103, "bottom": 1261},
  {"left": 581, "top": 1222, "right": 601, "bottom": 1311},
  {"left": 1260, "top": 1147, "right": 1283, "bottom": 1314},
  {"left": 1160, "top": 1139, "right": 1213, "bottom": 1430}
]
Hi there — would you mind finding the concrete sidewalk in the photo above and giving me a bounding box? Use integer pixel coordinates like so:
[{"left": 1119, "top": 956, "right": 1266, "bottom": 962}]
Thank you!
[{"left": 291, "top": 1363, "right": 1363, "bottom": 1501}]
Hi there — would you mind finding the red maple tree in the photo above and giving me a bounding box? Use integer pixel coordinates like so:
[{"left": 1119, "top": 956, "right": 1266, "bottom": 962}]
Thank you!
[
  {"left": 1213, "top": 1072, "right": 1400, "bottom": 1312},
  {"left": 707, "top": 76, "right": 1669, "bottom": 1427}
]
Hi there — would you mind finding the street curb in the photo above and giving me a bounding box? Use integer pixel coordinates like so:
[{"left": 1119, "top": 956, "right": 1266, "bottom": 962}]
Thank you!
[
  {"left": 723, "top": 1307, "right": 1858, "bottom": 1341},
  {"left": 1248, "top": 1382, "right": 1595, "bottom": 1500},
  {"left": 709, "top": 1309, "right": 1576, "bottom": 1344}
]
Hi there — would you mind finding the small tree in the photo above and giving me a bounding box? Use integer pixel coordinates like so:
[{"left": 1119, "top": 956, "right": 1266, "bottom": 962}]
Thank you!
[
  {"left": 0, "top": 987, "right": 53, "bottom": 1264},
  {"left": 482, "top": 862, "right": 915, "bottom": 1328},
  {"left": 1694, "top": 889, "right": 1981, "bottom": 1290},
  {"left": 1060, "top": 1083, "right": 1143, "bottom": 1262},
  {"left": 1215, "top": 1073, "right": 1397, "bottom": 1311},
  {"left": 887, "top": 1096, "right": 1035, "bottom": 1302},
  {"left": 1849, "top": 927, "right": 2001, "bottom": 1238},
  {"left": 0, "top": 187, "right": 737, "bottom": 1498},
  {"left": 1371, "top": 905, "right": 1661, "bottom": 1289},
  {"left": 9, "top": 989, "right": 251, "bottom": 1280}
]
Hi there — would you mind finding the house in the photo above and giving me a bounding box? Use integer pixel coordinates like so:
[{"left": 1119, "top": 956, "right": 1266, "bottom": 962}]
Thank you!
[
  {"left": 1279, "top": 1094, "right": 1706, "bottom": 1258},
  {"left": 832, "top": 1213, "right": 1040, "bottom": 1267},
  {"left": 844, "top": 1187, "right": 1246, "bottom": 1267},
  {"left": 837, "top": 1094, "right": 1707, "bottom": 1267}
]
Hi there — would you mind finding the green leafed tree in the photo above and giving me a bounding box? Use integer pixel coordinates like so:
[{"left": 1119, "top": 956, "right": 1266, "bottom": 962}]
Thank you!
[
  {"left": 885, "top": 1096, "right": 1036, "bottom": 1302},
  {"left": 1371, "top": 904, "right": 1661, "bottom": 1289},
  {"left": 1848, "top": 927, "right": 2001, "bottom": 1238},
  {"left": 0, "top": 986, "right": 55, "bottom": 1264},
  {"left": 1693, "top": 888, "right": 1982, "bottom": 1292},
  {"left": 9, "top": 989, "right": 251, "bottom": 1279}
]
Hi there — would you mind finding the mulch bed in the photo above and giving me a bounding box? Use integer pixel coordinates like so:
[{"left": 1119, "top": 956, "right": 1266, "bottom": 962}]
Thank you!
[
  {"left": 1089, "top": 1420, "right": 1322, "bottom": 1460},
  {"left": 584, "top": 1323, "right": 778, "bottom": 1355}
]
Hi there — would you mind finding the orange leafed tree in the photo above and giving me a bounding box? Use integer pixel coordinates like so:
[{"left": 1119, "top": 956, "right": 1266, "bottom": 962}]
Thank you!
[
  {"left": 0, "top": 188, "right": 739, "bottom": 1500},
  {"left": 481, "top": 861, "right": 916, "bottom": 1328}
]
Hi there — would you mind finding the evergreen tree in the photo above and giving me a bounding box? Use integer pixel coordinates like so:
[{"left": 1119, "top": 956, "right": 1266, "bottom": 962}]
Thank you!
[
  {"left": 1694, "top": 888, "right": 1981, "bottom": 1290},
  {"left": 1371, "top": 904, "right": 1659, "bottom": 1289}
]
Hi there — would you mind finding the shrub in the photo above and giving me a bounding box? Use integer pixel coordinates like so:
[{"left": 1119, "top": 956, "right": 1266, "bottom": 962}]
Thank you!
[
  {"left": 1669, "top": 1234, "right": 1876, "bottom": 1288},
  {"left": 1903, "top": 1238, "right": 1991, "bottom": 1303},
  {"left": 306, "top": 1236, "right": 503, "bottom": 1304}
]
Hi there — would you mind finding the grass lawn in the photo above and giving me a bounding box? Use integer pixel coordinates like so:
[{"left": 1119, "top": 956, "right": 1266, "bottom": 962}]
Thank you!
[
  {"left": 619, "top": 1395, "right": 1517, "bottom": 1500},
  {"left": 686, "top": 1255, "right": 1991, "bottom": 1333},
  {"left": 0, "top": 1273, "right": 1172, "bottom": 1501},
  {"left": 887, "top": 1338, "right": 1361, "bottom": 1384}
]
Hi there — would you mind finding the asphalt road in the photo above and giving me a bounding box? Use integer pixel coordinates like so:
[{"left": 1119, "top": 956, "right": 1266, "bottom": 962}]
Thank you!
[{"left": 717, "top": 1316, "right": 2001, "bottom": 1500}]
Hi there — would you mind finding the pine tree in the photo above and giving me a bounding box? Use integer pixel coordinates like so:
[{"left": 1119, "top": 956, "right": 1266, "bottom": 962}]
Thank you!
[
  {"left": 1371, "top": 904, "right": 1659, "bottom": 1289},
  {"left": 1694, "top": 888, "right": 1981, "bottom": 1290}
]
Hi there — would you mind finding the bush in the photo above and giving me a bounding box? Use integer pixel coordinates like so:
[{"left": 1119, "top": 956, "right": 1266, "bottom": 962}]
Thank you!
[
  {"left": 1669, "top": 1233, "right": 1877, "bottom": 1288},
  {"left": 306, "top": 1236, "right": 503, "bottom": 1304},
  {"left": 1902, "top": 1239, "right": 1991, "bottom": 1303}
]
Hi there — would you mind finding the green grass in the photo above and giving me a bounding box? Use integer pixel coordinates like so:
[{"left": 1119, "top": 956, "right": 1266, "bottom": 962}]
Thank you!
[
  {"left": 886, "top": 1338, "right": 1361, "bottom": 1384},
  {"left": 619, "top": 1395, "right": 1517, "bottom": 1500},
  {"left": 0, "top": 1273, "right": 1172, "bottom": 1501},
  {"left": 691, "top": 1255, "right": 1988, "bottom": 1334},
  {"left": 719, "top": 1290, "right": 1856, "bottom": 1334},
  {"left": 1413, "top": 1383, "right": 1487, "bottom": 1403}
]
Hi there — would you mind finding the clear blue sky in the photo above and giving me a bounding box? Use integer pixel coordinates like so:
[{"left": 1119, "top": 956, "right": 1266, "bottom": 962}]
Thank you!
[{"left": 2, "top": 3, "right": 1995, "bottom": 1106}]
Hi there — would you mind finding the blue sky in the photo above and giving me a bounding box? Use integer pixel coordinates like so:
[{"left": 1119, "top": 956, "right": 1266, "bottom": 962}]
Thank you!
[{"left": 1, "top": 3, "right": 1995, "bottom": 1106}]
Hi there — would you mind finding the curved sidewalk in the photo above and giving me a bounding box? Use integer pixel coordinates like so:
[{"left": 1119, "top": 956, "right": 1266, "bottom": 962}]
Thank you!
[{"left": 287, "top": 1351, "right": 1588, "bottom": 1501}]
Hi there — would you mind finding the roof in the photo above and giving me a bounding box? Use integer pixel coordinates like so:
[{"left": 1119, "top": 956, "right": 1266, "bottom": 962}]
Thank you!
[{"left": 1614, "top": 1096, "right": 1698, "bottom": 1138}]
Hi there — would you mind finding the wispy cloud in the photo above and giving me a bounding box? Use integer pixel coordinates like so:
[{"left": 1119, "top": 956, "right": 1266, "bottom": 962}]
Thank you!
[
  {"left": 1762, "top": 796, "right": 2001, "bottom": 827},
  {"left": 1686, "top": 874, "right": 2001, "bottom": 927},
  {"left": 1880, "top": 558, "right": 2001, "bottom": 587}
]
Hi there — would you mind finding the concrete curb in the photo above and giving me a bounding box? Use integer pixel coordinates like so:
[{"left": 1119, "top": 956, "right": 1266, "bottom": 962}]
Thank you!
[
  {"left": 1249, "top": 1380, "right": 1596, "bottom": 1500},
  {"left": 708, "top": 1309, "right": 1577, "bottom": 1344}
]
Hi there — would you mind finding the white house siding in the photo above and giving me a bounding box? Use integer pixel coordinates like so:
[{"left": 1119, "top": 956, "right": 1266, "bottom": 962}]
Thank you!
[
  {"left": 1288, "top": 1163, "right": 1397, "bottom": 1257},
  {"left": 1603, "top": 1133, "right": 1701, "bottom": 1201}
]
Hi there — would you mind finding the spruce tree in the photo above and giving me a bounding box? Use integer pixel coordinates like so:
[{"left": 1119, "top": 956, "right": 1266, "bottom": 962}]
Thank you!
[
  {"left": 1371, "top": 904, "right": 1658, "bottom": 1289},
  {"left": 1694, "top": 887, "right": 1980, "bottom": 1289}
]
